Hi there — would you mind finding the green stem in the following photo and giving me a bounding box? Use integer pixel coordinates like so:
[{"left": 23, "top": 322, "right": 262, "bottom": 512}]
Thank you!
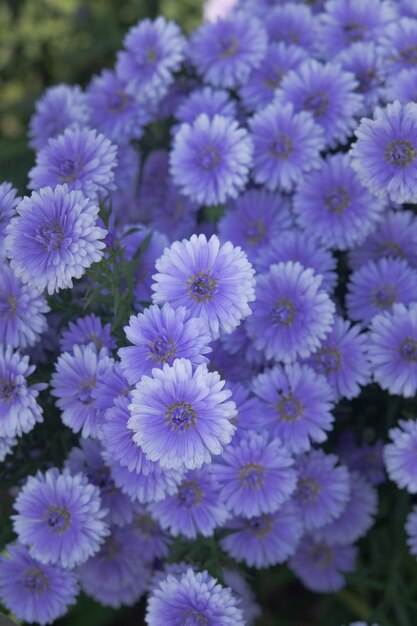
[{"left": 336, "top": 589, "right": 372, "bottom": 620}]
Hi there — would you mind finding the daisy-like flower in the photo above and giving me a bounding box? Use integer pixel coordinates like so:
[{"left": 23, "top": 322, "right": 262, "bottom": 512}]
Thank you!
[
  {"left": 293, "top": 450, "right": 351, "bottom": 531},
  {"left": 368, "top": 303, "right": 417, "bottom": 397},
  {"left": 246, "top": 261, "right": 335, "bottom": 363},
  {"left": 175, "top": 87, "right": 237, "bottom": 124},
  {"left": 60, "top": 313, "right": 116, "bottom": 353},
  {"left": 0, "top": 542, "right": 78, "bottom": 626},
  {"left": 211, "top": 430, "right": 297, "bottom": 517},
  {"left": 6, "top": 185, "right": 106, "bottom": 295},
  {"left": 0, "top": 263, "right": 49, "bottom": 349},
  {"left": 384, "top": 419, "right": 417, "bottom": 492},
  {"left": 147, "top": 568, "right": 244, "bottom": 626},
  {"left": 133, "top": 510, "right": 171, "bottom": 563},
  {"left": 289, "top": 536, "right": 356, "bottom": 593},
  {"left": 189, "top": 12, "right": 267, "bottom": 89},
  {"left": 293, "top": 154, "right": 385, "bottom": 251},
  {"left": 338, "top": 42, "right": 385, "bottom": 116},
  {"left": 170, "top": 114, "right": 253, "bottom": 206},
  {"left": 218, "top": 189, "right": 293, "bottom": 263},
  {"left": 251, "top": 363, "right": 334, "bottom": 454},
  {"left": 224, "top": 381, "right": 265, "bottom": 432},
  {"left": 0, "top": 346, "right": 45, "bottom": 438},
  {"left": 119, "top": 303, "right": 212, "bottom": 385},
  {"left": 13, "top": 468, "right": 109, "bottom": 568},
  {"left": 380, "top": 17, "right": 417, "bottom": 77},
  {"left": 29, "top": 127, "right": 117, "bottom": 201},
  {"left": 221, "top": 501, "right": 303, "bottom": 568},
  {"left": 303, "top": 316, "right": 370, "bottom": 401},
  {"left": 116, "top": 17, "right": 186, "bottom": 103},
  {"left": 240, "top": 43, "right": 307, "bottom": 112},
  {"left": 0, "top": 182, "right": 19, "bottom": 258},
  {"left": 152, "top": 234, "right": 255, "bottom": 340},
  {"left": 255, "top": 230, "right": 337, "bottom": 293},
  {"left": 250, "top": 101, "right": 324, "bottom": 192},
  {"left": 347, "top": 258, "right": 417, "bottom": 325},
  {"left": 336, "top": 431, "right": 386, "bottom": 487},
  {"left": 266, "top": 4, "right": 320, "bottom": 54},
  {"left": 350, "top": 101, "right": 417, "bottom": 204},
  {"left": 275, "top": 59, "right": 363, "bottom": 147},
  {"left": 51, "top": 345, "right": 114, "bottom": 438},
  {"left": 149, "top": 467, "right": 229, "bottom": 538},
  {"left": 406, "top": 505, "right": 417, "bottom": 556},
  {"left": 386, "top": 68, "right": 417, "bottom": 104},
  {"left": 29, "top": 83, "right": 90, "bottom": 150},
  {"left": 78, "top": 525, "right": 149, "bottom": 608},
  {"left": 129, "top": 358, "right": 236, "bottom": 470}
]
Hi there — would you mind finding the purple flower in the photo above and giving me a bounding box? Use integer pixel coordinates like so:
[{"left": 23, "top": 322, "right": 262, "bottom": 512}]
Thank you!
[
  {"left": 222, "top": 569, "right": 261, "bottom": 626},
  {"left": 6, "top": 185, "right": 106, "bottom": 295},
  {"left": 92, "top": 360, "right": 131, "bottom": 412},
  {"left": 0, "top": 434, "right": 16, "bottom": 461},
  {"left": 29, "top": 83, "right": 89, "bottom": 150},
  {"left": 385, "top": 68, "right": 417, "bottom": 104},
  {"left": 0, "top": 346, "right": 44, "bottom": 438},
  {"left": 249, "top": 101, "right": 325, "bottom": 192},
  {"left": 293, "top": 450, "right": 350, "bottom": 531},
  {"left": 218, "top": 189, "right": 293, "bottom": 264},
  {"left": 246, "top": 261, "right": 335, "bottom": 363},
  {"left": 109, "top": 143, "right": 141, "bottom": 222},
  {"left": 289, "top": 536, "right": 356, "bottom": 593},
  {"left": 146, "top": 568, "right": 244, "bottom": 626},
  {"left": 128, "top": 358, "right": 236, "bottom": 470},
  {"left": 266, "top": 4, "right": 320, "bottom": 53},
  {"left": 276, "top": 59, "right": 363, "bottom": 147},
  {"left": 60, "top": 313, "right": 116, "bottom": 353},
  {"left": 0, "top": 263, "right": 49, "bottom": 349},
  {"left": 293, "top": 154, "right": 385, "bottom": 251},
  {"left": 170, "top": 114, "right": 253, "bottom": 205},
  {"left": 350, "top": 101, "right": 417, "bottom": 204},
  {"left": 380, "top": 17, "right": 417, "bottom": 77},
  {"left": 152, "top": 234, "right": 255, "bottom": 339},
  {"left": 149, "top": 467, "right": 229, "bottom": 538},
  {"left": 119, "top": 303, "right": 211, "bottom": 385},
  {"left": 226, "top": 381, "right": 265, "bottom": 432},
  {"left": 221, "top": 501, "right": 303, "bottom": 568},
  {"left": 176, "top": 87, "right": 237, "bottom": 123},
  {"left": 251, "top": 363, "right": 334, "bottom": 454},
  {"left": 189, "top": 12, "right": 267, "bottom": 89},
  {"left": 211, "top": 430, "right": 296, "bottom": 517},
  {"left": 336, "top": 431, "right": 386, "bottom": 486},
  {"left": 116, "top": 17, "right": 186, "bottom": 103},
  {"left": 132, "top": 508, "right": 171, "bottom": 562},
  {"left": 303, "top": 316, "right": 370, "bottom": 401},
  {"left": 406, "top": 505, "right": 417, "bottom": 556},
  {"left": 0, "top": 182, "right": 19, "bottom": 258},
  {"left": 0, "top": 542, "right": 78, "bottom": 625},
  {"left": 384, "top": 419, "right": 417, "bottom": 492},
  {"left": 337, "top": 42, "right": 385, "bottom": 116},
  {"left": 367, "top": 303, "right": 417, "bottom": 397},
  {"left": 346, "top": 258, "right": 417, "bottom": 325},
  {"left": 13, "top": 468, "right": 109, "bottom": 568},
  {"left": 51, "top": 345, "right": 114, "bottom": 438}
]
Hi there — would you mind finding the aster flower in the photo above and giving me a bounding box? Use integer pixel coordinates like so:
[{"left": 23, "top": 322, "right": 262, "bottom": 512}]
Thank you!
[
  {"left": 92, "top": 360, "right": 131, "bottom": 412},
  {"left": 170, "top": 113, "right": 253, "bottom": 206},
  {"left": 251, "top": 363, "right": 334, "bottom": 454},
  {"left": 406, "top": 505, "right": 417, "bottom": 556},
  {"left": 380, "top": 17, "right": 417, "bottom": 77},
  {"left": 60, "top": 313, "right": 116, "bottom": 353},
  {"left": 29, "top": 127, "right": 117, "bottom": 201},
  {"left": 336, "top": 431, "right": 386, "bottom": 486},
  {"left": 240, "top": 43, "right": 307, "bottom": 112},
  {"left": 152, "top": 234, "right": 255, "bottom": 339},
  {"left": 0, "top": 434, "right": 16, "bottom": 461},
  {"left": 147, "top": 569, "right": 244, "bottom": 626},
  {"left": 189, "top": 12, "right": 267, "bottom": 89},
  {"left": 347, "top": 258, "right": 417, "bottom": 325},
  {"left": 129, "top": 358, "right": 236, "bottom": 470},
  {"left": 385, "top": 68, "right": 417, "bottom": 104},
  {"left": 384, "top": 419, "right": 417, "bottom": 492},
  {"left": 6, "top": 185, "right": 106, "bottom": 295},
  {"left": 0, "top": 181, "right": 19, "bottom": 258},
  {"left": 132, "top": 508, "right": 171, "bottom": 562},
  {"left": 13, "top": 468, "right": 109, "bottom": 568},
  {"left": 246, "top": 261, "right": 335, "bottom": 363},
  {"left": 211, "top": 430, "right": 297, "bottom": 517},
  {"left": 225, "top": 381, "right": 265, "bottom": 432},
  {"left": 116, "top": 17, "right": 186, "bottom": 103},
  {"left": 255, "top": 230, "right": 337, "bottom": 293},
  {"left": 293, "top": 154, "right": 385, "bottom": 251},
  {"left": 218, "top": 189, "right": 293, "bottom": 263},
  {"left": 221, "top": 323, "right": 269, "bottom": 369},
  {"left": 292, "top": 450, "right": 350, "bottom": 531},
  {"left": 275, "top": 59, "right": 363, "bottom": 147},
  {"left": 303, "top": 316, "right": 370, "bottom": 401},
  {"left": 149, "top": 467, "right": 229, "bottom": 538},
  {"left": 221, "top": 501, "right": 303, "bottom": 568},
  {"left": 0, "top": 346, "right": 44, "bottom": 438},
  {"left": 249, "top": 101, "right": 324, "bottom": 192},
  {"left": 176, "top": 86, "right": 237, "bottom": 124},
  {"left": 367, "top": 303, "right": 417, "bottom": 397},
  {"left": 51, "top": 345, "right": 114, "bottom": 438},
  {"left": 78, "top": 525, "right": 149, "bottom": 608},
  {"left": 0, "top": 263, "right": 49, "bottom": 349},
  {"left": 266, "top": 4, "right": 320, "bottom": 53},
  {"left": 29, "top": 83, "right": 90, "bottom": 150},
  {"left": 289, "top": 536, "right": 356, "bottom": 593},
  {"left": 350, "top": 101, "right": 417, "bottom": 204},
  {"left": 222, "top": 569, "right": 261, "bottom": 626},
  {"left": 0, "top": 542, "right": 78, "bottom": 625},
  {"left": 337, "top": 42, "right": 385, "bottom": 116},
  {"left": 119, "top": 303, "right": 212, "bottom": 385}
]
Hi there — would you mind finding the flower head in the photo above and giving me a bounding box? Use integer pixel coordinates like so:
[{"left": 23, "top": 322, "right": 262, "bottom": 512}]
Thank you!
[
  {"left": 337, "top": 42, "right": 385, "bottom": 116},
  {"left": 0, "top": 182, "right": 19, "bottom": 258},
  {"left": 384, "top": 419, "right": 417, "bottom": 492},
  {"left": 176, "top": 86, "right": 237, "bottom": 123},
  {"left": 60, "top": 313, "right": 116, "bottom": 353},
  {"left": 266, "top": 4, "right": 319, "bottom": 53},
  {"left": 386, "top": 68, "right": 417, "bottom": 104},
  {"left": 380, "top": 17, "right": 417, "bottom": 77}
]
